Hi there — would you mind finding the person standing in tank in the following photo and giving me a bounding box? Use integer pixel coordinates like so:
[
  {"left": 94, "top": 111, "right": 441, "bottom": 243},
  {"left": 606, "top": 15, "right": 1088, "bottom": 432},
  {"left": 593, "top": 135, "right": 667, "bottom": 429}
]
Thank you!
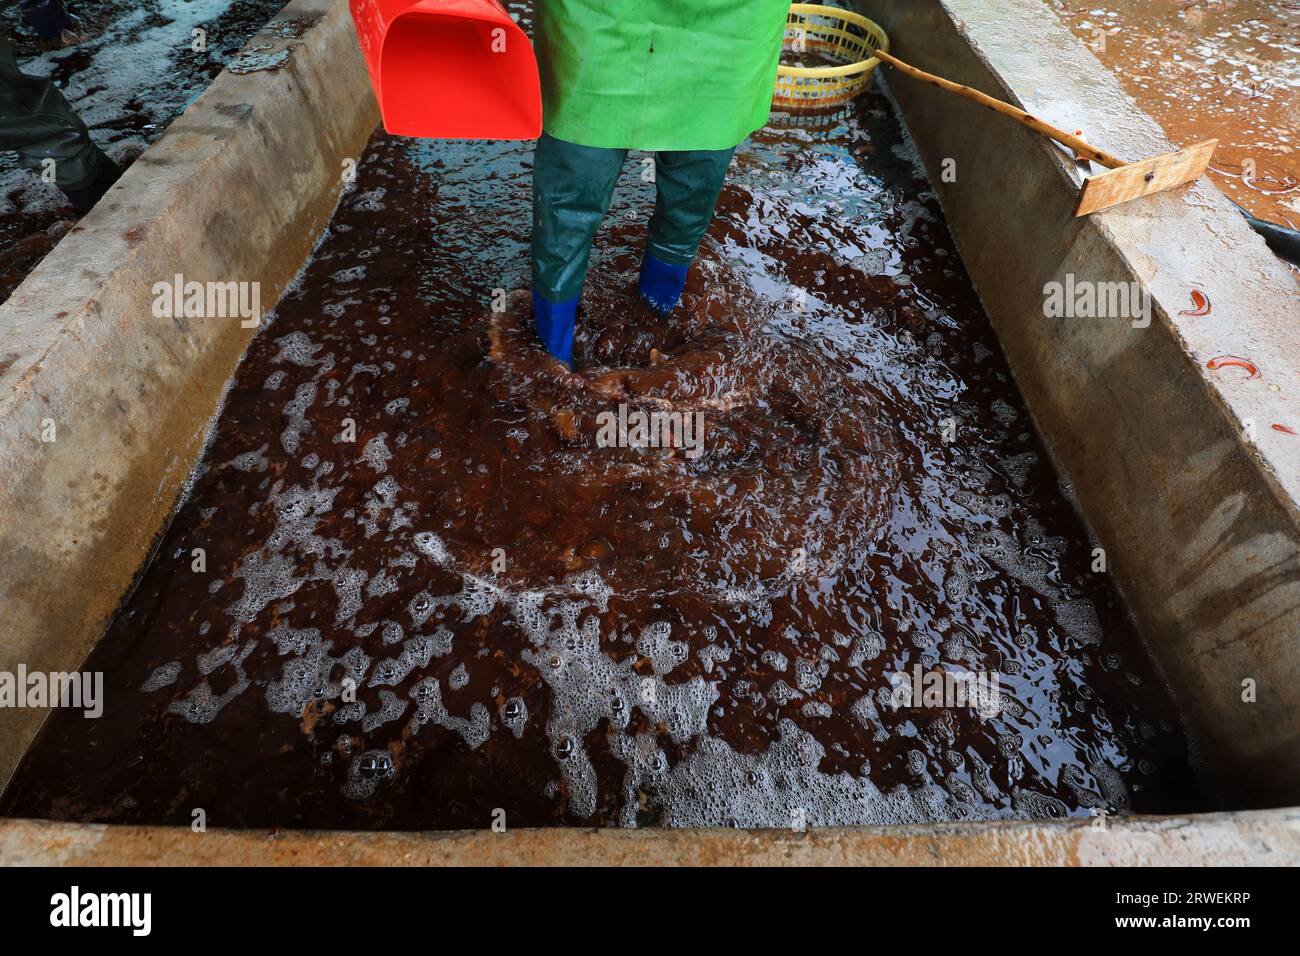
[{"left": 528, "top": 0, "right": 792, "bottom": 365}]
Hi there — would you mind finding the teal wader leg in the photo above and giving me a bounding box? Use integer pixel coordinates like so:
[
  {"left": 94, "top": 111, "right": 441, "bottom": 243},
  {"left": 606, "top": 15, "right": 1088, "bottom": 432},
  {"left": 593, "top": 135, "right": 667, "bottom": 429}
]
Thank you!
[
  {"left": 531, "top": 132, "right": 627, "bottom": 363},
  {"left": 640, "top": 145, "right": 737, "bottom": 314},
  {"left": 0, "top": 32, "right": 120, "bottom": 213}
]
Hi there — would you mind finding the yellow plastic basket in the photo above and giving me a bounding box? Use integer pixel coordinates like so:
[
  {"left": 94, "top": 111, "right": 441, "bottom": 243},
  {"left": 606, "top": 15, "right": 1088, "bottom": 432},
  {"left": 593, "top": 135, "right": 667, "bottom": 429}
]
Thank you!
[{"left": 773, "top": 4, "right": 890, "bottom": 110}]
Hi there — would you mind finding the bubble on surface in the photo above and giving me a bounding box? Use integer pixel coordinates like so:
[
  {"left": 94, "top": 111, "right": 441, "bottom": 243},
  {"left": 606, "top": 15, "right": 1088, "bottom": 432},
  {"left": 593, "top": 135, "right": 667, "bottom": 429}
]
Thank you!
[
  {"left": 274, "top": 331, "right": 323, "bottom": 367},
  {"left": 368, "top": 634, "right": 436, "bottom": 687},
  {"left": 226, "top": 444, "right": 270, "bottom": 473},
  {"left": 279, "top": 382, "right": 317, "bottom": 455},
  {"left": 343, "top": 749, "right": 395, "bottom": 799},
  {"left": 140, "top": 661, "right": 181, "bottom": 692},
  {"left": 649, "top": 720, "right": 1000, "bottom": 827},
  {"left": 331, "top": 265, "right": 367, "bottom": 284},
  {"left": 167, "top": 642, "right": 254, "bottom": 724},
  {"left": 360, "top": 690, "right": 408, "bottom": 733},
  {"left": 1054, "top": 599, "right": 1103, "bottom": 647},
  {"left": 501, "top": 697, "right": 529, "bottom": 738},
  {"left": 1012, "top": 787, "right": 1070, "bottom": 819},
  {"left": 408, "top": 677, "right": 490, "bottom": 752},
  {"left": 360, "top": 433, "right": 392, "bottom": 473}
]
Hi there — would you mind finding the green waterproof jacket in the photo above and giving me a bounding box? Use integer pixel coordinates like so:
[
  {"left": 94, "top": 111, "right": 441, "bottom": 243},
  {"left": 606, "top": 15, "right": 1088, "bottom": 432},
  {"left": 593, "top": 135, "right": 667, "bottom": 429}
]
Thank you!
[{"left": 535, "top": 0, "right": 792, "bottom": 151}]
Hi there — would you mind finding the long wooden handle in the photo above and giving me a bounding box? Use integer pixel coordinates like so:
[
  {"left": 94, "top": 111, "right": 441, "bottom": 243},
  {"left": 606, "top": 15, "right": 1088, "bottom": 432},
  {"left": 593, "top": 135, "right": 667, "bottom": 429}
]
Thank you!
[{"left": 872, "top": 48, "right": 1128, "bottom": 169}]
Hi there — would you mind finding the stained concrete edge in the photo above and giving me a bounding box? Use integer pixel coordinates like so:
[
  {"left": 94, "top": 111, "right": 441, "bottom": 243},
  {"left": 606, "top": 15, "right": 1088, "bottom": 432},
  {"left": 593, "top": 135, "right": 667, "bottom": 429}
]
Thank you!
[
  {"left": 0, "top": 0, "right": 380, "bottom": 786},
  {"left": 1, "top": 809, "right": 1297, "bottom": 866},
  {"left": 855, "top": 0, "right": 1300, "bottom": 807}
]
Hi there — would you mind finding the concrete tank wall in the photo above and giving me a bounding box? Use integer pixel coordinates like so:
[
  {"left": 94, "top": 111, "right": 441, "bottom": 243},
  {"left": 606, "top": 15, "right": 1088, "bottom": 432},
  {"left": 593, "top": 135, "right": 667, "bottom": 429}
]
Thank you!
[
  {"left": 0, "top": 0, "right": 380, "bottom": 787},
  {"left": 857, "top": 0, "right": 1300, "bottom": 809},
  {"left": 3, "top": 810, "right": 1298, "bottom": 866}
]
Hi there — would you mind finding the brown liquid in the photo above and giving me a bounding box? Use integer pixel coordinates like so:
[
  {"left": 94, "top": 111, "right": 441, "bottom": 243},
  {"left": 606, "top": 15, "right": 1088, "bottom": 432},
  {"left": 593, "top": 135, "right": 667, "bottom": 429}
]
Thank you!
[
  {"left": 1049, "top": 0, "right": 1299, "bottom": 231},
  {"left": 2, "top": 25, "right": 1206, "bottom": 827}
]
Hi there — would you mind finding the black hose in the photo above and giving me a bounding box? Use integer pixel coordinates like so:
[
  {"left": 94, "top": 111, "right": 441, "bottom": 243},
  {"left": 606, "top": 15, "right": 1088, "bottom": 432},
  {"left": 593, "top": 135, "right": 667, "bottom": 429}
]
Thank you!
[{"left": 1232, "top": 200, "right": 1300, "bottom": 266}]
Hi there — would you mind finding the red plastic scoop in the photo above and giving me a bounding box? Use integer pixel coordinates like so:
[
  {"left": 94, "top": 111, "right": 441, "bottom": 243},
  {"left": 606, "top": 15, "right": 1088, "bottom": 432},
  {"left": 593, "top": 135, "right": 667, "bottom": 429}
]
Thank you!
[{"left": 349, "top": 0, "right": 541, "bottom": 139}]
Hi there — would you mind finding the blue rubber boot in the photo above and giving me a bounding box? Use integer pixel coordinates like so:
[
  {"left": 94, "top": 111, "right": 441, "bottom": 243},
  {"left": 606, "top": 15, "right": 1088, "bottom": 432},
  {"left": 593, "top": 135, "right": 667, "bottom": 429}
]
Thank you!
[
  {"left": 638, "top": 253, "right": 690, "bottom": 315},
  {"left": 532, "top": 289, "right": 578, "bottom": 365}
]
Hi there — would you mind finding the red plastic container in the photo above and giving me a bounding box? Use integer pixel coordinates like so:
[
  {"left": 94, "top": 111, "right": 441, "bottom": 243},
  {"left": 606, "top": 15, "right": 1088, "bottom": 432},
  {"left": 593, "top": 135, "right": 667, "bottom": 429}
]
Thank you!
[{"left": 349, "top": 0, "right": 541, "bottom": 139}]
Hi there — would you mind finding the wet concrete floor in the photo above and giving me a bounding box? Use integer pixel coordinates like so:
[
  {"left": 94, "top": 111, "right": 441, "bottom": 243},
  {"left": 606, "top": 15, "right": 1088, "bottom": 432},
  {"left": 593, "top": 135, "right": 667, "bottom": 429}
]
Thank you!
[{"left": 3, "top": 10, "right": 1208, "bottom": 829}]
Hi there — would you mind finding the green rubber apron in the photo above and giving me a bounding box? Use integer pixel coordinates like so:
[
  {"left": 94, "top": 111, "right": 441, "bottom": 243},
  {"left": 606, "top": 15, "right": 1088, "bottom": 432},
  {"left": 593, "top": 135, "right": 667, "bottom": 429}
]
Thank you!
[{"left": 535, "top": 0, "right": 792, "bottom": 151}]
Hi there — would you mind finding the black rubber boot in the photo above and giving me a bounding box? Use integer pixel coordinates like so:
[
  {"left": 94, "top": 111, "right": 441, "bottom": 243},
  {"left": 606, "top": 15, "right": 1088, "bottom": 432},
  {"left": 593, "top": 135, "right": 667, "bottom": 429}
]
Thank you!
[
  {"left": 1, "top": 30, "right": 115, "bottom": 213},
  {"left": 60, "top": 146, "right": 121, "bottom": 214},
  {"left": 1232, "top": 200, "right": 1300, "bottom": 267}
]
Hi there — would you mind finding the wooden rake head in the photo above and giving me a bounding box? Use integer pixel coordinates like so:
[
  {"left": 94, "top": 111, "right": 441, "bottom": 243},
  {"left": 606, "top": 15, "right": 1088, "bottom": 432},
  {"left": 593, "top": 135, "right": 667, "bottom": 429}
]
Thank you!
[{"left": 1072, "top": 140, "right": 1218, "bottom": 216}]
